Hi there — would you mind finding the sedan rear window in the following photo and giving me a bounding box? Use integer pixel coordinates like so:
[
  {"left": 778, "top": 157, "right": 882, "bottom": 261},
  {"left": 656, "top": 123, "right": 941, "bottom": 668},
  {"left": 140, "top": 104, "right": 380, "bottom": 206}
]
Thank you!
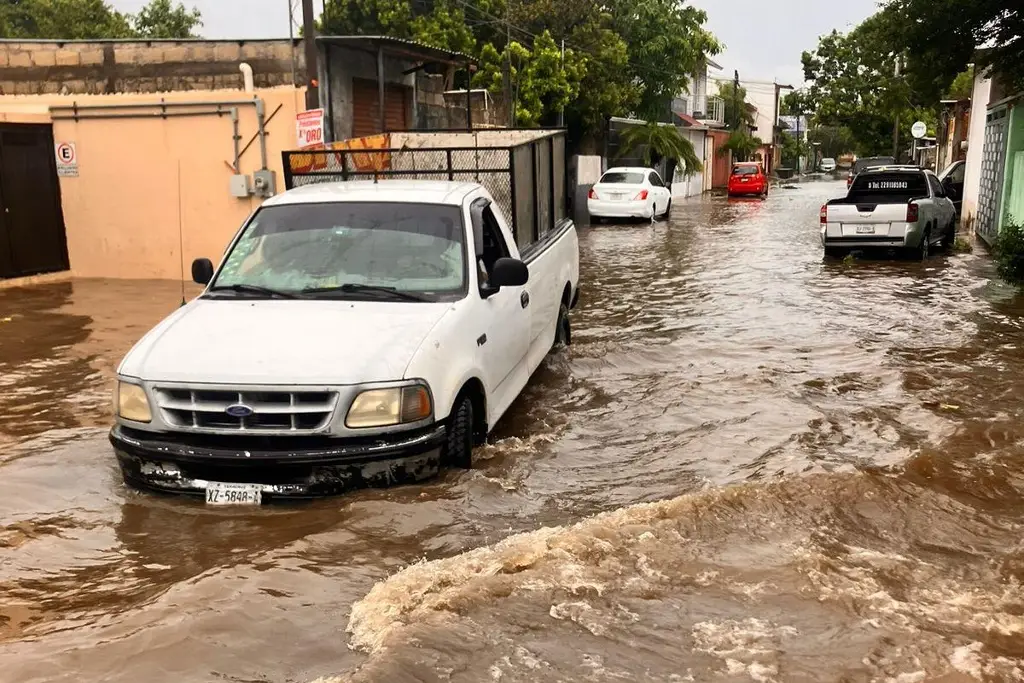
[
  {"left": 732, "top": 165, "right": 759, "bottom": 175},
  {"left": 600, "top": 172, "right": 645, "bottom": 184}
]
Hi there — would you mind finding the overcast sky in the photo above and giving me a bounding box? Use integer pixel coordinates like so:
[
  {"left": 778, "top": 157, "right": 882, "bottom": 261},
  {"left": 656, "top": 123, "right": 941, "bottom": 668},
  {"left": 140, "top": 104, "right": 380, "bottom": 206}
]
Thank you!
[{"left": 110, "top": 0, "right": 880, "bottom": 86}]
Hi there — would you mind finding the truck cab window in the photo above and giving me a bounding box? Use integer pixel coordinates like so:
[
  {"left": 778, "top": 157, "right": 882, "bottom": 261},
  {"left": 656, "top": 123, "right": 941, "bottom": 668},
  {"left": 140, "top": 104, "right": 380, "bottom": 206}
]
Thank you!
[
  {"left": 478, "top": 206, "right": 510, "bottom": 286},
  {"left": 928, "top": 175, "right": 945, "bottom": 197}
]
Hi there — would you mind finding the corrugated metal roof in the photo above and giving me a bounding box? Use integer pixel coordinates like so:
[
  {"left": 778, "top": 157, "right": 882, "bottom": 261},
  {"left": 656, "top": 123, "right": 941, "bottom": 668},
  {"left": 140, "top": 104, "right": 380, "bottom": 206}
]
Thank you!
[{"left": 316, "top": 35, "right": 475, "bottom": 64}]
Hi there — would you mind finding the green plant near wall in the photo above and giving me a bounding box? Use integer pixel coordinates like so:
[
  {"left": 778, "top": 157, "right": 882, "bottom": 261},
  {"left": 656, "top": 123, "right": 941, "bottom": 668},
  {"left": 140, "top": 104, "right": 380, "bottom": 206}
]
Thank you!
[{"left": 994, "top": 223, "right": 1024, "bottom": 287}]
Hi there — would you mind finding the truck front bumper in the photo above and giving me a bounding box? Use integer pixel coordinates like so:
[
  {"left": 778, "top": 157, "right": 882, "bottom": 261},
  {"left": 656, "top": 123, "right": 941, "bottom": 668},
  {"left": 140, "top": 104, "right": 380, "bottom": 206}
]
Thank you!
[{"left": 110, "top": 423, "right": 446, "bottom": 499}]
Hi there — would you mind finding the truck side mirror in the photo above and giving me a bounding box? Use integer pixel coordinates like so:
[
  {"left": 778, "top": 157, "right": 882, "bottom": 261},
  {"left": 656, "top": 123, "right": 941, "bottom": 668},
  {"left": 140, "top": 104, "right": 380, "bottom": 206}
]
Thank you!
[
  {"left": 489, "top": 258, "right": 529, "bottom": 288},
  {"left": 191, "top": 258, "right": 214, "bottom": 285}
]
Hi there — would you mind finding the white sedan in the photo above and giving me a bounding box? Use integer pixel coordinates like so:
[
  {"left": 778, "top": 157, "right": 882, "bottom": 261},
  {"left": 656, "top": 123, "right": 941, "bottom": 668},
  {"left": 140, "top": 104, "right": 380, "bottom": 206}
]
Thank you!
[{"left": 587, "top": 167, "right": 673, "bottom": 222}]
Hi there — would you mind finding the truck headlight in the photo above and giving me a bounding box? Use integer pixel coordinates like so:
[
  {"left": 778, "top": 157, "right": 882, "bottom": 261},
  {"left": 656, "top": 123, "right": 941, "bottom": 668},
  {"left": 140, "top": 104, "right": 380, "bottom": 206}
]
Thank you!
[
  {"left": 346, "top": 384, "right": 432, "bottom": 428},
  {"left": 117, "top": 381, "right": 152, "bottom": 423}
]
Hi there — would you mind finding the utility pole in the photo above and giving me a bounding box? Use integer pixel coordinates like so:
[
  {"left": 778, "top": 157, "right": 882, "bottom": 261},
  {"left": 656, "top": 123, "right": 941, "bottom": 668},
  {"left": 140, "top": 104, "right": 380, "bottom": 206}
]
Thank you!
[
  {"left": 301, "top": 0, "right": 318, "bottom": 111},
  {"left": 891, "top": 55, "right": 901, "bottom": 161},
  {"left": 503, "top": 2, "right": 514, "bottom": 128},
  {"left": 556, "top": 39, "right": 565, "bottom": 128},
  {"left": 733, "top": 69, "right": 741, "bottom": 131}
]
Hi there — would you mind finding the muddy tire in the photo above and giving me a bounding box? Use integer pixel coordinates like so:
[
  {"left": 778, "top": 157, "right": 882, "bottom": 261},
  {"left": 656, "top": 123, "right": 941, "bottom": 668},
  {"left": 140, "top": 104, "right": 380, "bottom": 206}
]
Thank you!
[
  {"left": 554, "top": 302, "right": 571, "bottom": 349},
  {"left": 664, "top": 199, "right": 672, "bottom": 218},
  {"left": 940, "top": 219, "right": 955, "bottom": 250},
  {"left": 913, "top": 228, "right": 932, "bottom": 260},
  {"left": 444, "top": 395, "right": 474, "bottom": 469}
]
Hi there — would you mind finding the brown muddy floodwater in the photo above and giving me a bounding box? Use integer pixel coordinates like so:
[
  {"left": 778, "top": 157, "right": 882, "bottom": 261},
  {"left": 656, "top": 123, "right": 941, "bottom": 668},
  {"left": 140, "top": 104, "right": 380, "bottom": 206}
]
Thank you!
[{"left": 2, "top": 181, "right": 1024, "bottom": 683}]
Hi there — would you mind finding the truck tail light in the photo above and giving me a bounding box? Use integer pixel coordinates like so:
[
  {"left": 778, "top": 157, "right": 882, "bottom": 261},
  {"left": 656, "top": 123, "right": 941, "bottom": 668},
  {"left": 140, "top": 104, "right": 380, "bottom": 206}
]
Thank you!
[
  {"left": 907, "top": 203, "right": 919, "bottom": 222},
  {"left": 820, "top": 204, "right": 827, "bottom": 225},
  {"left": 633, "top": 190, "right": 649, "bottom": 201},
  {"left": 588, "top": 188, "right": 597, "bottom": 200}
]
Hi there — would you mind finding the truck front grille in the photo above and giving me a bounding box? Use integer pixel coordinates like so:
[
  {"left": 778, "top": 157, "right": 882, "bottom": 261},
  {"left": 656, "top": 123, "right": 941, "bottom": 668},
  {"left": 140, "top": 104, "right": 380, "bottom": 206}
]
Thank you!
[{"left": 153, "top": 386, "right": 338, "bottom": 433}]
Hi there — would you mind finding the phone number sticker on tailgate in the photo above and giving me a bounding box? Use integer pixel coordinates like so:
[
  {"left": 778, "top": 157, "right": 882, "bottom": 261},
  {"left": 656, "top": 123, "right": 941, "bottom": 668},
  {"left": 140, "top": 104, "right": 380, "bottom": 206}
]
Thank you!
[{"left": 206, "top": 482, "right": 262, "bottom": 505}]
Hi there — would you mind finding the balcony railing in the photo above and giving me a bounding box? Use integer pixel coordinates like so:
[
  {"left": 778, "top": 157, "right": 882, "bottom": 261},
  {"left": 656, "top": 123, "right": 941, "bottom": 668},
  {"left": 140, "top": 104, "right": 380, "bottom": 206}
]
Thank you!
[{"left": 675, "top": 95, "right": 725, "bottom": 125}]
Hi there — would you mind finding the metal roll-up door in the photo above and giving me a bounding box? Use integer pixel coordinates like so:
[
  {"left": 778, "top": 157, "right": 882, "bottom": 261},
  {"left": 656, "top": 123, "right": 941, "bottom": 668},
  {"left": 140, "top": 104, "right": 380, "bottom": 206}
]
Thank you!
[{"left": 352, "top": 78, "right": 410, "bottom": 139}]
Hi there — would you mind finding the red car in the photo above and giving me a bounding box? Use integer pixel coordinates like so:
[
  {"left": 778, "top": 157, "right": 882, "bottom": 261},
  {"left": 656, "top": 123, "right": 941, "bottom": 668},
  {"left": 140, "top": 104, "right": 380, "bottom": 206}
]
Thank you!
[{"left": 727, "top": 162, "right": 768, "bottom": 198}]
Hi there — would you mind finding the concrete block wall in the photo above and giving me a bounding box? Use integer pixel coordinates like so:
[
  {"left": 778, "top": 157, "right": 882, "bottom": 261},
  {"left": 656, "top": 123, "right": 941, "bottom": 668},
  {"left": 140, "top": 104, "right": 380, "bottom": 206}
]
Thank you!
[{"left": 0, "top": 40, "right": 303, "bottom": 95}]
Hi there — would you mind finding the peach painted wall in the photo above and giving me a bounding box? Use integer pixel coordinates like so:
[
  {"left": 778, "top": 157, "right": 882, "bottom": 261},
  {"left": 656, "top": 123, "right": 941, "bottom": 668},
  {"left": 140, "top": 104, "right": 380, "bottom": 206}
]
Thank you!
[{"left": 0, "top": 86, "right": 306, "bottom": 280}]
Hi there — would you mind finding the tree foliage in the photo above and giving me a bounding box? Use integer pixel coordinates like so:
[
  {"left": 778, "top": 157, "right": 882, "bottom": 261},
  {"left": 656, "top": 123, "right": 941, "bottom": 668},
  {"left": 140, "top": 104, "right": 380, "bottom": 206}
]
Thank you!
[
  {"left": 132, "top": 0, "right": 201, "bottom": 39},
  {"left": 807, "top": 126, "right": 855, "bottom": 160},
  {"left": 321, "top": 0, "right": 720, "bottom": 148},
  {"left": 717, "top": 79, "right": 755, "bottom": 131},
  {"left": 718, "top": 130, "right": 763, "bottom": 162},
  {"left": 0, "top": 0, "right": 201, "bottom": 39},
  {"left": 882, "top": 0, "right": 1023, "bottom": 95},
  {"left": 800, "top": 15, "right": 936, "bottom": 157},
  {"left": 617, "top": 121, "right": 702, "bottom": 174}
]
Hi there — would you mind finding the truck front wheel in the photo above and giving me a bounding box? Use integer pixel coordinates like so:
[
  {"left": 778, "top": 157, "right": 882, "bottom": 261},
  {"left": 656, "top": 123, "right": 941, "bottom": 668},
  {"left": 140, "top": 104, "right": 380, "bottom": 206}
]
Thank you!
[{"left": 444, "top": 395, "right": 474, "bottom": 469}]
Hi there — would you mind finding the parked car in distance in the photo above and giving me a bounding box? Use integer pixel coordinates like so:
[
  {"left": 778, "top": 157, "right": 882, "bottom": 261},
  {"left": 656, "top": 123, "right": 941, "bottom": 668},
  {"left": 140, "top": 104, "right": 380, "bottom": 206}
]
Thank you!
[
  {"left": 727, "top": 162, "right": 768, "bottom": 198},
  {"left": 822, "top": 166, "right": 957, "bottom": 259},
  {"left": 820, "top": 158, "right": 837, "bottom": 173},
  {"left": 110, "top": 179, "right": 580, "bottom": 502},
  {"left": 847, "top": 156, "right": 896, "bottom": 189},
  {"left": 938, "top": 159, "right": 966, "bottom": 217},
  {"left": 588, "top": 167, "right": 672, "bottom": 222}
]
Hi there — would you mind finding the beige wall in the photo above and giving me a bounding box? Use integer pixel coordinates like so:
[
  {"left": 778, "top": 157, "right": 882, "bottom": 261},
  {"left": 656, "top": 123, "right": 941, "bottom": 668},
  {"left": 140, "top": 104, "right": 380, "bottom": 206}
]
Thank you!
[{"left": 0, "top": 86, "right": 307, "bottom": 280}]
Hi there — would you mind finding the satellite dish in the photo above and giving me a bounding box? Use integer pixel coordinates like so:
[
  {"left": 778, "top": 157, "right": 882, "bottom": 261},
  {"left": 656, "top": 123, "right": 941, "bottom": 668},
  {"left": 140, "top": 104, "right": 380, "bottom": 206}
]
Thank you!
[{"left": 912, "top": 121, "right": 927, "bottom": 139}]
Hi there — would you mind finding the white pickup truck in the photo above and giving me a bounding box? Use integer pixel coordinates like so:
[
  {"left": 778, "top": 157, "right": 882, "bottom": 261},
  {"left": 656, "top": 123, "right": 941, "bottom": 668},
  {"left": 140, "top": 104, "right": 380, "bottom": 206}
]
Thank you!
[
  {"left": 110, "top": 152, "right": 579, "bottom": 502},
  {"left": 821, "top": 166, "right": 957, "bottom": 259}
]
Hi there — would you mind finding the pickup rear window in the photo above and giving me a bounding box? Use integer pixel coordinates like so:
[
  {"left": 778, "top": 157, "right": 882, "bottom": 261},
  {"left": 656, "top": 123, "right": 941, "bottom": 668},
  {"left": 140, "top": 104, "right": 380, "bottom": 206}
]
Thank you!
[{"left": 848, "top": 172, "right": 928, "bottom": 203}]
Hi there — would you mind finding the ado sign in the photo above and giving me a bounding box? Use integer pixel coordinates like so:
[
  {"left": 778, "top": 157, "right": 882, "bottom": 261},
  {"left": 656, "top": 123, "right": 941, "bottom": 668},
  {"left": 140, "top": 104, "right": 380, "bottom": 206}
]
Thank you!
[{"left": 296, "top": 109, "right": 325, "bottom": 149}]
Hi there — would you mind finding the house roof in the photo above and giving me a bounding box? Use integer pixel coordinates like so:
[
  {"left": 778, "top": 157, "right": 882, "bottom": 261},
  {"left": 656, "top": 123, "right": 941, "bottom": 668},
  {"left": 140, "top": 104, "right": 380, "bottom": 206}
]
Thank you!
[
  {"left": 706, "top": 57, "right": 723, "bottom": 70},
  {"left": 316, "top": 35, "right": 475, "bottom": 65},
  {"left": 674, "top": 112, "right": 702, "bottom": 127}
]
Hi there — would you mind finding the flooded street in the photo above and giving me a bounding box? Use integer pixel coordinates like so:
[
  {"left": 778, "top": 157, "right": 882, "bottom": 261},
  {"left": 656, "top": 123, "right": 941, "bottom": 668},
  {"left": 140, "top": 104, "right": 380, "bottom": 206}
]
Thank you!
[{"left": 2, "top": 180, "right": 1024, "bottom": 682}]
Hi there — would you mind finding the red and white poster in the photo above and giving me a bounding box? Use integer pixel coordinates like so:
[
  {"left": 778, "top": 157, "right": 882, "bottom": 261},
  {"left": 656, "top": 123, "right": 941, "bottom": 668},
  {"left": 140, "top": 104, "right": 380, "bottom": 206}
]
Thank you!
[{"left": 295, "top": 109, "right": 325, "bottom": 149}]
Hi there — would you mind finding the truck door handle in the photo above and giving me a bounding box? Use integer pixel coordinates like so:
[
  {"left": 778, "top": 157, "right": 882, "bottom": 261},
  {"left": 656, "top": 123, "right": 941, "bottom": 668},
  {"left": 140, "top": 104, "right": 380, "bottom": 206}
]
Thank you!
[{"left": 520, "top": 292, "right": 530, "bottom": 308}]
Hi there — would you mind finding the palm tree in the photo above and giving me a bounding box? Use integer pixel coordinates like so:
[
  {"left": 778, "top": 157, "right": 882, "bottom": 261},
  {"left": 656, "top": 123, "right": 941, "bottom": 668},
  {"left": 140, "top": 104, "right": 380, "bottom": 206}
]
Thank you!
[
  {"left": 618, "top": 121, "right": 703, "bottom": 190},
  {"left": 718, "top": 130, "right": 763, "bottom": 163}
]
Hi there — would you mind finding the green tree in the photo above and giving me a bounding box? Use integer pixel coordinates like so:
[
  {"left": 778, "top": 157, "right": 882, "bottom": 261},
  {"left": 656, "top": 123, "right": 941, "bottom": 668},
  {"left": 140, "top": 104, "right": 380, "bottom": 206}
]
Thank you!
[
  {"left": 807, "top": 126, "right": 855, "bottom": 160},
  {"left": 617, "top": 120, "right": 702, "bottom": 188},
  {"left": 779, "top": 132, "right": 807, "bottom": 168},
  {"left": 0, "top": 0, "right": 133, "bottom": 39},
  {"left": 719, "top": 130, "right": 763, "bottom": 162},
  {"left": 882, "top": 0, "right": 1023, "bottom": 95},
  {"left": 131, "top": 0, "right": 201, "bottom": 39},
  {"left": 473, "top": 31, "right": 583, "bottom": 127},
  {"left": 717, "top": 79, "right": 755, "bottom": 131},
  {"left": 945, "top": 67, "right": 974, "bottom": 100}
]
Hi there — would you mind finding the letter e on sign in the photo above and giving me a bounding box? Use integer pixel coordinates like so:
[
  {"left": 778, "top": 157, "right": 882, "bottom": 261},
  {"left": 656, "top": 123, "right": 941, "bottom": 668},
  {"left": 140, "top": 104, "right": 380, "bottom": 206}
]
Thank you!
[{"left": 55, "top": 142, "right": 79, "bottom": 177}]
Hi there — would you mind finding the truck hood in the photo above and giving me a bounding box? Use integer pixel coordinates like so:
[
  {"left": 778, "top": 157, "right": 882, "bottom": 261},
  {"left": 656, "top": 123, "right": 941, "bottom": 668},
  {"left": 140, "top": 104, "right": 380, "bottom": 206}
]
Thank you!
[{"left": 118, "top": 298, "right": 452, "bottom": 385}]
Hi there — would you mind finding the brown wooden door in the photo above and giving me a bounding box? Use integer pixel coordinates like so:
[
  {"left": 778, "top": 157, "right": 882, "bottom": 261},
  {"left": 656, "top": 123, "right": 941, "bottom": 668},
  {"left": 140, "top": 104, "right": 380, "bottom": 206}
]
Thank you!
[
  {"left": 352, "top": 78, "right": 409, "bottom": 138},
  {"left": 0, "top": 124, "right": 69, "bottom": 279}
]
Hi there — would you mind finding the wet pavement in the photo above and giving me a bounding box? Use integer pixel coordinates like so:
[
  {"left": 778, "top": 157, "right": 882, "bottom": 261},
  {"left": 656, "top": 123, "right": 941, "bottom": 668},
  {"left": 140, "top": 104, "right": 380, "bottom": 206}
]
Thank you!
[{"left": 2, "top": 180, "right": 1023, "bottom": 683}]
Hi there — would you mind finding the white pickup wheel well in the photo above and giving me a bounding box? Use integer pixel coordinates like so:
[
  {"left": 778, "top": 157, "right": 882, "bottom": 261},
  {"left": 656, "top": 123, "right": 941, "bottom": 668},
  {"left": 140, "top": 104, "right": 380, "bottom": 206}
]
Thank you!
[{"left": 452, "top": 378, "right": 488, "bottom": 445}]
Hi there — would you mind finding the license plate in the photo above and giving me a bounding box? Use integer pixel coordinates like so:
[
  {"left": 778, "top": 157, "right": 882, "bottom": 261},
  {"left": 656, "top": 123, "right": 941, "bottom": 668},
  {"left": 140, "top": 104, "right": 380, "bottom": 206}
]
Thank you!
[
  {"left": 609, "top": 193, "right": 626, "bottom": 200},
  {"left": 856, "top": 225, "right": 875, "bottom": 234},
  {"left": 206, "top": 482, "right": 262, "bottom": 506},
  {"left": 741, "top": 178, "right": 749, "bottom": 182}
]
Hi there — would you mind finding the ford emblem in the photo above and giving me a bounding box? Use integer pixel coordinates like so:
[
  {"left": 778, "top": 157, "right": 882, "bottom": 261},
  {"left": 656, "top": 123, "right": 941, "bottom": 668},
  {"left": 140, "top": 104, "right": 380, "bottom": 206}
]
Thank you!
[{"left": 225, "top": 404, "right": 254, "bottom": 418}]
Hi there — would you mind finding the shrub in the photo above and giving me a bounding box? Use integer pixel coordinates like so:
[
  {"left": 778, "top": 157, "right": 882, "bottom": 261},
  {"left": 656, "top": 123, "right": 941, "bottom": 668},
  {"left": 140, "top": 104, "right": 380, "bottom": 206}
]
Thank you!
[{"left": 995, "top": 223, "right": 1024, "bottom": 286}]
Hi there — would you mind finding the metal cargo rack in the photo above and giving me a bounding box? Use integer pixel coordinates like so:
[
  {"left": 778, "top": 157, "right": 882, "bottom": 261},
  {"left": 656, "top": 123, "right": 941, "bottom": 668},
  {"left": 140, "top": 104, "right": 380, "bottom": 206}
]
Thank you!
[{"left": 282, "top": 129, "right": 569, "bottom": 250}]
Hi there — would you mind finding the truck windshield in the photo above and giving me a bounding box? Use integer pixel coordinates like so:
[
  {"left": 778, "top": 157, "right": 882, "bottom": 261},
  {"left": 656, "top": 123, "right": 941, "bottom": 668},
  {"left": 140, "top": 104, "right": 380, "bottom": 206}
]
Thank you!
[
  {"left": 211, "top": 202, "right": 465, "bottom": 299},
  {"left": 849, "top": 172, "right": 928, "bottom": 204}
]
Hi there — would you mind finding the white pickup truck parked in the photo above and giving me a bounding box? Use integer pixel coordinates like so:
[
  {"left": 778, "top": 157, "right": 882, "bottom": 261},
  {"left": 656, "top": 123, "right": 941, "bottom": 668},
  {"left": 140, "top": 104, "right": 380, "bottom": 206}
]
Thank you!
[
  {"left": 110, "top": 131, "right": 579, "bottom": 503},
  {"left": 821, "top": 166, "right": 957, "bottom": 259}
]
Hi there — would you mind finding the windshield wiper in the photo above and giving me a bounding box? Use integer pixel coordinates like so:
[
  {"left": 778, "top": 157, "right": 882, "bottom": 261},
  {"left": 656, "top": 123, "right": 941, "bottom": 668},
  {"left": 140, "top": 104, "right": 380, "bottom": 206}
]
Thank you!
[
  {"left": 300, "top": 283, "right": 432, "bottom": 302},
  {"left": 207, "top": 284, "right": 302, "bottom": 299}
]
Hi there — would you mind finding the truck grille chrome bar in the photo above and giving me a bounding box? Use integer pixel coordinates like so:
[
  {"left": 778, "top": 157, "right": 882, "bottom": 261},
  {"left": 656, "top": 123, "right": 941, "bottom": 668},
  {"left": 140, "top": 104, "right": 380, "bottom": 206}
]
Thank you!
[{"left": 153, "top": 386, "right": 338, "bottom": 433}]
